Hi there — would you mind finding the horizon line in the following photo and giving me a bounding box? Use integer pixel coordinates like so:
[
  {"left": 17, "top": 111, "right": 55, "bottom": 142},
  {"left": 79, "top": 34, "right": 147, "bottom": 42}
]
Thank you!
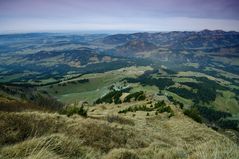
[{"left": 1, "top": 29, "right": 238, "bottom": 35}]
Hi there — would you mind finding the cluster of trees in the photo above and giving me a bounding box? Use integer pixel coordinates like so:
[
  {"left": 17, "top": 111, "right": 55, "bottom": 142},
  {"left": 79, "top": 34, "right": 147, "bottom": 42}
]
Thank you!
[
  {"left": 183, "top": 107, "right": 202, "bottom": 123},
  {"left": 95, "top": 90, "right": 123, "bottom": 104},
  {"left": 167, "top": 87, "right": 196, "bottom": 100},
  {"left": 154, "top": 101, "right": 174, "bottom": 117},
  {"left": 119, "top": 105, "right": 153, "bottom": 114},
  {"left": 168, "top": 77, "right": 221, "bottom": 103},
  {"left": 119, "top": 100, "right": 174, "bottom": 117},
  {"left": 95, "top": 89, "right": 146, "bottom": 105},
  {"left": 123, "top": 91, "right": 145, "bottom": 102},
  {"left": 184, "top": 105, "right": 238, "bottom": 131},
  {"left": 197, "top": 106, "right": 231, "bottom": 122},
  {"left": 218, "top": 119, "right": 238, "bottom": 130},
  {"left": 125, "top": 75, "right": 174, "bottom": 90},
  {"left": 167, "top": 96, "right": 184, "bottom": 109},
  {"left": 154, "top": 100, "right": 166, "bottom": 108}
]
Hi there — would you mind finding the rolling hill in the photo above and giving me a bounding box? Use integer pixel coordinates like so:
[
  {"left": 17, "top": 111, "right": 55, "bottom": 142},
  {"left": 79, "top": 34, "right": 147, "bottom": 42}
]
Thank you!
[{"left": 0, "top": 31, "right": 239, "bottom": 159}]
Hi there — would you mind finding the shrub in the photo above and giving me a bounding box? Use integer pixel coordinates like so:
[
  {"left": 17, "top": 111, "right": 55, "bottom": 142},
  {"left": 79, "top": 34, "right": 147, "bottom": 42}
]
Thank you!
[
  {"left": 154, "top": 100, "right": 166, "bottom": 108},
  {"left": 59, "top": 106, "right": 87, "bottom": 117},
  {"left": 179, "top": 103, "right": 184, "bottom": 109},
  {"left": 154, "top": 100, "right": 174, "bottom": 117}
]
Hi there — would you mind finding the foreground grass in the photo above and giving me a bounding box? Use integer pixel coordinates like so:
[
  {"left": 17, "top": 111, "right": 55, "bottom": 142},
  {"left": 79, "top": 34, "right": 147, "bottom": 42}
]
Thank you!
[{"left": 0, "top": 104, "right": 239, "bottom": 159}]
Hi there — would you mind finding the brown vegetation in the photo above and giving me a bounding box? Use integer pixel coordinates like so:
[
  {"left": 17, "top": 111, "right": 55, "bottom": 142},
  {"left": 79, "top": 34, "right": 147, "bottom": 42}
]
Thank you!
[{"left": 0, "top": 103, "right": 238, "bottom": 159}]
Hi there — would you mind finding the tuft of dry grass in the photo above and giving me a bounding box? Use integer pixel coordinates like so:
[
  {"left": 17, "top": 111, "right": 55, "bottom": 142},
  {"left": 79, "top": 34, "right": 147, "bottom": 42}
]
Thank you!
[
  {"left": 65, "top": 118, "right": 148, "bottom": 152},
  {"left": 103, "top": 148, "right": 139, "bottom": 159},
  {"left": 0, "top": 111, "right": 63, "bottom": 145},
  {"left": 106, "top": 115, "right": 135, "bottom": 126},
  {"left": 0, "top": 134, "right": 101, "bottom": 159},
  {"left": 191, "top": 138, "right": 239, "bottom": 159}
]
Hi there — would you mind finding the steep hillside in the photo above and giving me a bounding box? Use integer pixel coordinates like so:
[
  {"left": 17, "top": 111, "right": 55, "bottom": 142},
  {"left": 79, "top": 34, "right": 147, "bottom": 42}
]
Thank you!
[
  {"left": 0, "top": 102, "right": 238, "bottom": 159},
  {"left": 1, "top": 31, "right": 239, "bottom": 159},
  {"left": 0, "top": 84, "right": 63, "bottom": 112}
]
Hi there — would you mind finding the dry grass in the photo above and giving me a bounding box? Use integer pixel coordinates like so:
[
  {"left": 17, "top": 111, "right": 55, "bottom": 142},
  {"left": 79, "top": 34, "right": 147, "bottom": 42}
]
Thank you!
[
  {"left": 65, "top": 118, "right": 148, "bottom": 152},
  {"left": 106, "top": 115, "right": 135, "bottom": 126},
  {"left": 103, "top": 148, "right": 139, "bottom": 159},
  {"left": 0, "top": 104, "right": 239, "bottom": 159},
  {"left": 0, "top": 112, "right": 62, "bottom": 145},
  {"left": 0, "top": 134, "right": 101, "bottom": 159}
]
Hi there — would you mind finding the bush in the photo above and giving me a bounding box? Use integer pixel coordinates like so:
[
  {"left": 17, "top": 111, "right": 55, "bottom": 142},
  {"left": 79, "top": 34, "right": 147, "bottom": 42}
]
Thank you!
[
  {"left": 154, "top": 100, "right": 166, "bottom": 108},
  {"left": 59, "top": 106, "right": 87, "bottom": 117},
  {"left": 184, "top": 108, "right": 202, "bottom": 123}
]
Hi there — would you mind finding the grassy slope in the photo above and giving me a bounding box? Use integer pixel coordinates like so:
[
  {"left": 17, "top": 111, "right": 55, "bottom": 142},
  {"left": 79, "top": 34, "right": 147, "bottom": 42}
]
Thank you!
[
  {"left": 211, "top": 90, "right": 239, "bottom": 113},
  {"left": 43, "top": 66, "right": 152, "bottom": 104},
  {"left": 172, "top": 70, "right": 239, "bottom": 114},
  {"left": 41, "top": 65, "right": 238, "bottom": 115},
  {"left": 0, "top": 102, "right": 238, "bottom": 159}
]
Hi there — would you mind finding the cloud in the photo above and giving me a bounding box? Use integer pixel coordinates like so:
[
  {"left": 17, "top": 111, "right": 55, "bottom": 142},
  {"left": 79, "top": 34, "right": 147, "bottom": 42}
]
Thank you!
[
  {"left": 1, "top": 16, "right": 239, "bottom": 33},
  {"left": 0, "top": 0, "right": 239, "bottom": 32}
]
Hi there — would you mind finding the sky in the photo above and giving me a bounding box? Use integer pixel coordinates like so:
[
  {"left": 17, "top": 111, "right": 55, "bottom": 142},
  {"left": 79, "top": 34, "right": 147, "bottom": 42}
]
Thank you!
[{"left": 0, "top": 0, "right": 239, "bottom": 33}]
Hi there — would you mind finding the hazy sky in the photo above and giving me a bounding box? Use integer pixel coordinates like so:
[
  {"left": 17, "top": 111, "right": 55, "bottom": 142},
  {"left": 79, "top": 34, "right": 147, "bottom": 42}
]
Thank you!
[{"left": 0, "top": 0, "right": 239, "bottom": 33}]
